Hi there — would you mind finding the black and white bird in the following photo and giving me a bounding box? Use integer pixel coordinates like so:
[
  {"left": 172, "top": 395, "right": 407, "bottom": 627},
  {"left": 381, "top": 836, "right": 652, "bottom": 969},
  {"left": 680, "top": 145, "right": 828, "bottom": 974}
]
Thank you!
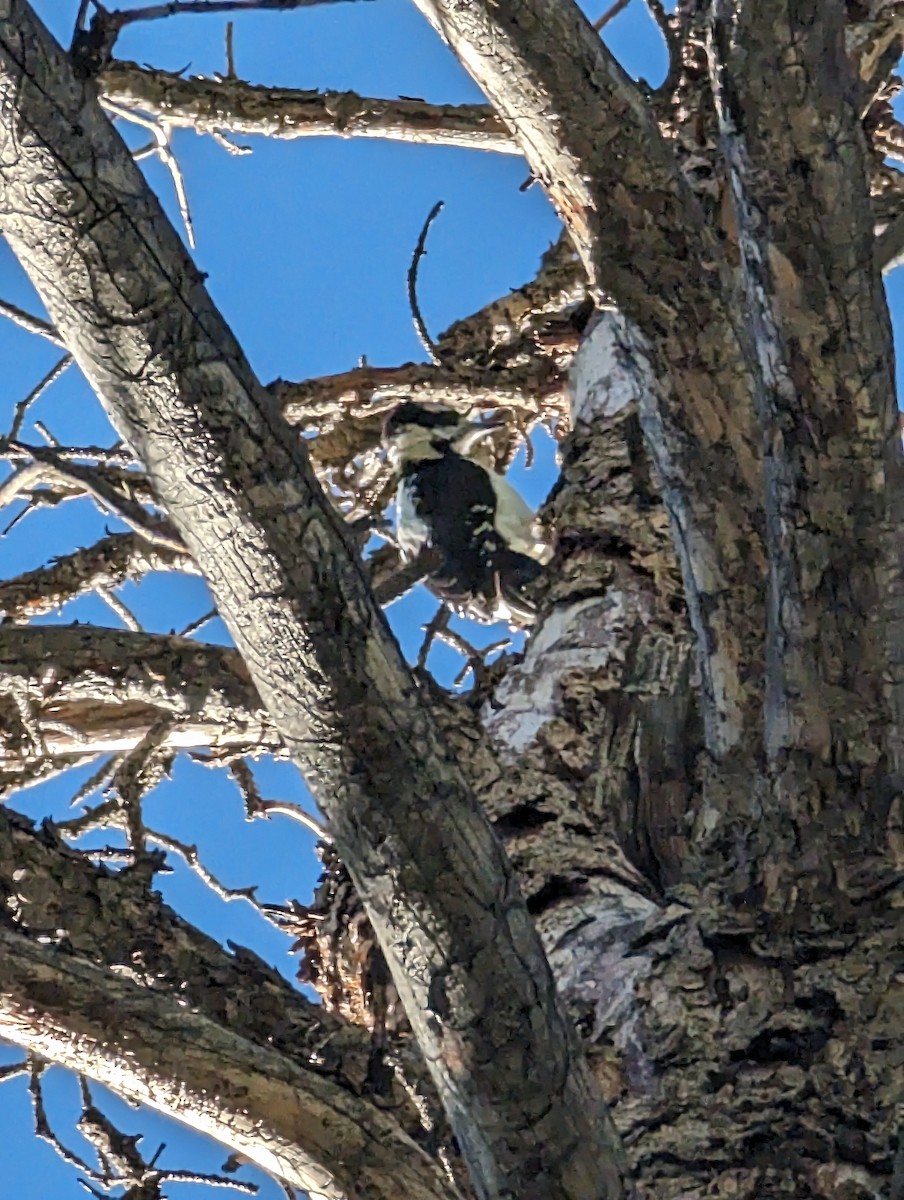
[{"left": 382, "top": 401, "right": 548, "bottom": 626}]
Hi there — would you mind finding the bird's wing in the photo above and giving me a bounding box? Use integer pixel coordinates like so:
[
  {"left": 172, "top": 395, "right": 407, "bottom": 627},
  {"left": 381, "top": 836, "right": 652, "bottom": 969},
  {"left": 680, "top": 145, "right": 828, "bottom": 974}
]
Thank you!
[{"left": 486, "top": 472, "right": 547, "bottom": 560}]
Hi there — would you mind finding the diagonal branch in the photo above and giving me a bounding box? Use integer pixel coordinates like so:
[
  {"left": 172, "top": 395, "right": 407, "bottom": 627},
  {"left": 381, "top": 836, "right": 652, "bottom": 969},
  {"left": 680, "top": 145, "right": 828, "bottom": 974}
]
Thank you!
[
  {"left": 410, "top": 0, "right": 767, "bottom": 757},
  {"left": 0, "top": 796, "right": 453, "bottom": 1200},
  {"left": 0, "top": 6, "right": 624, "bottom": 1197},
  {"left": 0, "top": 531, "right": 195, "bottom": 623},
  {"left": 0, "top": 937, "right": 454, "bottom": 1200}
]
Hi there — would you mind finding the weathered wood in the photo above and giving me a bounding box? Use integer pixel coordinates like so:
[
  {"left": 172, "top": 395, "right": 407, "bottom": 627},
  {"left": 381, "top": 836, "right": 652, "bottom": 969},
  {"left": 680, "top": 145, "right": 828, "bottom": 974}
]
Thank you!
[{"left": 0, "top": 4, "right": 624, "bottom": 1197}]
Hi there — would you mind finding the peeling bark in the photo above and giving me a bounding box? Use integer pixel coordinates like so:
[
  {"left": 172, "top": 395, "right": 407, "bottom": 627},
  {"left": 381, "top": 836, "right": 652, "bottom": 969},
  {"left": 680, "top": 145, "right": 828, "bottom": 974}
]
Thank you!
[
  {"left": 0, "top": 6, "right": 623, "bottom": 1197},
  {"left": 411, "top": 0, "right": 766, "bottom": 757}
]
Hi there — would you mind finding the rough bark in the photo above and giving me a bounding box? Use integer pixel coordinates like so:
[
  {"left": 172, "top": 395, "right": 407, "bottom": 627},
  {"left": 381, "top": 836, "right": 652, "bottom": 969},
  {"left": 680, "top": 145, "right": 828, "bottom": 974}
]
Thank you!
[
  {"left": 99, "top": 60, "right": 516, "bottom": 154},
  {"left": 0, "top": 532, "right": 195, "bottom": 623},
  {"left": 707, "top": 0, "right": 904, "bottom": 906},
  {"left": 2, "top": 2, "right": 904, "bottom": 1198},
  {"left": 412, "top": 0, "right": 904, "bottom": 899},
  {"left": 480, "top": 312, "right": 904, "bottom": 1198},
  {"left": 0, "top": 806, "right": 457, "bottom": 1200},
  {"left": 0, "top": 932, "right": 456, "bottom": 1200},
  {"left": 411, "top": 0, "right": 766, "bottom": 759},
  {"left": 0, "top": 5, "right": 623, "bottom": 1198},
  {"left": 0, "top": 625, "right": 281, "bottom": 796}
]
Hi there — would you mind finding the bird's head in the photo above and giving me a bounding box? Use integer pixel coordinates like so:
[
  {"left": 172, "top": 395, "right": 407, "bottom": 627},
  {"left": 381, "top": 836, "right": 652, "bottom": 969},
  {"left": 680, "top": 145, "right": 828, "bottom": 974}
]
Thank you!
[{"left": 383, "top": 401, "right": 500, "bottom": 467}]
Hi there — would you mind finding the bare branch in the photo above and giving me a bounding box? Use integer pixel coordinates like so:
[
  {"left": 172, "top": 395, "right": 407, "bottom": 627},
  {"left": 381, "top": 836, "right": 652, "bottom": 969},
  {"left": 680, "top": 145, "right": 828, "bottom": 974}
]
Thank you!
[
  {"left": 179, "top": 606, "right": 218, "bottom": 636},
  {"left": 99, "top": 61, "right": 517, "bottom": 154},
  {"left": 248, "top": 800, "right": 327, "bottom": 841},
  {"left": 8, "top": 352, "right": 72, "bottom": 438},
  {"left": 101, "top": 97, "right": 196, "bottom": 248},
  {"left": 0, "top": 803, "right": 456, "bottom": 1186},
  {"left": 29, "top": 1061, "right": 107, "bottom": 1185},
  {"left": 0, "top": 447, "right": 184, "bottom": 553},
  {"left": 95, "top": 584, "right": 143, "bottom": 631},
  {"left": 275, "top": 361, "right": 561, "bottom": 425},
  {"left": 0, "top": 11, "right": 623, "bottom": 1194},
  {"left": 407, "top": 199, "right": 444, "bottom": 364},
  {"left": 0, "top": 1059, "right": 28, "bottom": 1083},
  {"left": 147, "top": 827, "right": 266, "bottom": 906},
  {"left": 0, "top": 930, "right": 455, "bottom": 1200},
  {"left": 101, "top": 0, "right": 376, "bottom": 30},
  {"left": 0, "top": 531, "right": 194, "bottom": 623},
  {"left": 0, "top": 295, "right": 63, "bottom": 344},
  {"left": 592, "top": 0, "right": 631, "bottom": 33},
  {"left": 0, "top": 625, "right": 279, "bottom": 779}
]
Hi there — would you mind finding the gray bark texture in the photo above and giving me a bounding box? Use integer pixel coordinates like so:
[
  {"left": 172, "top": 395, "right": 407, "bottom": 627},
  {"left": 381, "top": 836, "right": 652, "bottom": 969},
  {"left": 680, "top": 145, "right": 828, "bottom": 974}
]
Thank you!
[
  {"left": 0, "top": 0, "right": 903, "bottom": 1198},
  {"left": 0, "top": 4, "right": 623, "bottom": 1200}
]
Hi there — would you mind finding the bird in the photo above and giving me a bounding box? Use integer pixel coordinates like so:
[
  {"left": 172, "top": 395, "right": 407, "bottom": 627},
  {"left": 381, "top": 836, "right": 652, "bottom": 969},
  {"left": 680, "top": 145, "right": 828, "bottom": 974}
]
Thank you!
[{"left": 382, "top": 401, "right": 548, "bottom": 626}]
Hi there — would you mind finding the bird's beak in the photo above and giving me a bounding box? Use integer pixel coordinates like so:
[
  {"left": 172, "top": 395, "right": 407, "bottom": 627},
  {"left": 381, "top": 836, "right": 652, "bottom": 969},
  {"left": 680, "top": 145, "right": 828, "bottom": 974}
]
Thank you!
[{"left": 454, "top": 418, "right": 503, "bottom": 457}]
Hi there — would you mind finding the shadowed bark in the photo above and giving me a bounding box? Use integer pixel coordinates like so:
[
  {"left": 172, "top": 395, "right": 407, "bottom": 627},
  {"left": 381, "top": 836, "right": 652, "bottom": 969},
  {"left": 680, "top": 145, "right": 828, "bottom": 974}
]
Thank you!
[
  {"left": 0, "top": 800, "right": 475, "bottom": 1197},
  {"left": 411, "top": 0, "right": 766, "bottom": 759},
  {"left": 0, "top": 4, "right": 624, "bottom": 1198},
  {"left": 2, "top": 0, "right": 904, "bottom": 1197}
]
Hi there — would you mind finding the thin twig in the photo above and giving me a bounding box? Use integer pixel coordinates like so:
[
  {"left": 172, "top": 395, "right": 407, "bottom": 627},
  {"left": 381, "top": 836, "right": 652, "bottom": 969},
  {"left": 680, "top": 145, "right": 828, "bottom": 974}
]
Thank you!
[
  {"left": 0, "top": 297, "right": 63, "bottom": 346},
  {"left": 0, "top": 447, "right": 184, "bottom": 553},
  {"left": 0, "top": 441, "right": 135, "bottom": 466},
  {"left": 417, "top": 605, "right": 450, "bottom": 671},
  {"left": 8, "top": 353, "right": 73, "bottom": 440},
  {"left": 147, "top": 827, "right": 267, "bottom": 904},
  {"left": 29, "top": 1062, "right": 107, "bottom": 1185},
  {"left": 592, "top": 0, "right": 632, "bottom": 31},
  {"left": 33, "top": 420, "right": 61, "bottom": 447},
  {"left": 407, "top": 199, "right": 444, "bottom": 364},
  {"left": 56, "top": 796, "right": 126, "bottom": 839},
  {"left": 101, "top": 98, "right": 196, "bottom": 249},
  {"left": 158, "top": 1171, "right": 258, "bottom": 1194},
  {"left": 209, "top": 127, "right": 252, "bottom": 155},
  {"left": 225, "top": 19, "right": 236, "bottom": 77},
  {"left": 104, "top": 0, "right": 374, "bottom": 29},
  {"left": 69, "top": 757, "right": 121, "bottom": 808},
  {"left": 0, "top": 1060, "right": 28, "bottom": 1084},
  {"left": 96, "top": 585, "right": 143, "bottom": 631},
  {"left": 417, "top": 604, "right": 513, "bottom": 686},
  {"left": 180, "top": 606, "right": 218, "bottom": 636},
  {"left": 250, "top": 799, "right": 328, "bottom": 840}
]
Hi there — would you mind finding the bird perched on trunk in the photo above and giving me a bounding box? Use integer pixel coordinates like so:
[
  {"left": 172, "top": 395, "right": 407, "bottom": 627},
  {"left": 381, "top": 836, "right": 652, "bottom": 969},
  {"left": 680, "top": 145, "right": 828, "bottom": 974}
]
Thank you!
[{"left": 382, "top": 401, "right": 548, "bottom": 625}]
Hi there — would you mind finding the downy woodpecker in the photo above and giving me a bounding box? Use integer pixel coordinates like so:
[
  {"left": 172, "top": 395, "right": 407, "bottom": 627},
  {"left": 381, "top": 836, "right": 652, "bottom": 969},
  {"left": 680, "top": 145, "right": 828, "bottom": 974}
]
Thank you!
[{"left": 382, "top": 401, "right": 548, "bottom": 625}]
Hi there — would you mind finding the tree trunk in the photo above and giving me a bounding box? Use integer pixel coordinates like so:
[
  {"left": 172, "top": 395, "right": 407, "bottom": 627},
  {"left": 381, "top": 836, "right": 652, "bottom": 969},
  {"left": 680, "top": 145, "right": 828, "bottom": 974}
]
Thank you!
[{"left": 0, "top": 0, "right": 902, "bottom": 1197}]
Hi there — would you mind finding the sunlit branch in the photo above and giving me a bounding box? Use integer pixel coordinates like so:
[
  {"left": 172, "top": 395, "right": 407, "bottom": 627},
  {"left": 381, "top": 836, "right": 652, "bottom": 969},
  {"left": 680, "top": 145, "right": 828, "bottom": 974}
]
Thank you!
[{"left": 100, "top": 61, "right": 517, "bottom": 153}]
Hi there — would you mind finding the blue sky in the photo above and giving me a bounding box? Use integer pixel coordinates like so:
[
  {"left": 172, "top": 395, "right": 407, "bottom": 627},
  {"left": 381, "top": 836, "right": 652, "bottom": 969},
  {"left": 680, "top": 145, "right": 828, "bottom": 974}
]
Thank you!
[{"left": 1, "top": 2, "right": 900, "bottom": 1198}]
